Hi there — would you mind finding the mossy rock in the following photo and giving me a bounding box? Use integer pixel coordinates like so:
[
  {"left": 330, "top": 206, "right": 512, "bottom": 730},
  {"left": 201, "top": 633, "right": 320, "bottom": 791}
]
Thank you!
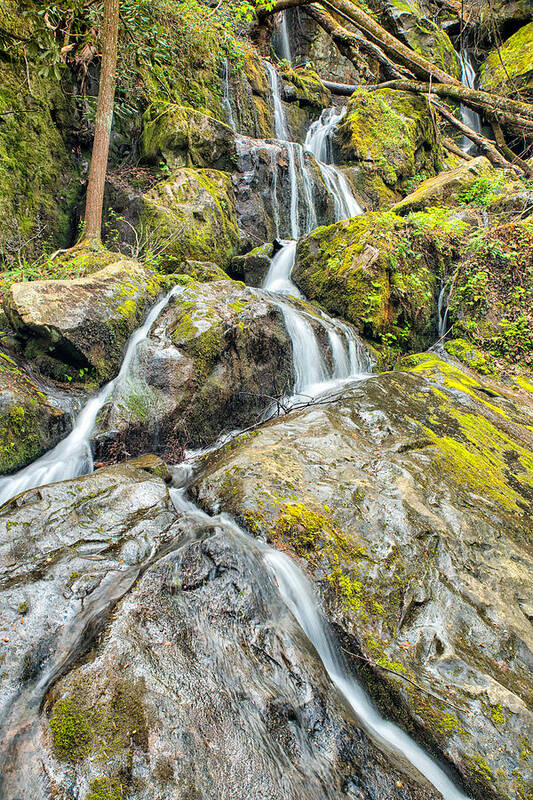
[
  {"left": 334, "top": 88, "right": 442, "bottom": 193},
  {"left": 479, "top": 22, "right": 533, "bottom": 100},
  {"left": 141, "top": 104, "right": 237, "bottom": 171},
  {"left": 4, "top": 260, "right": 163, "bottom": 383},
  {"left": 140, "top": 168, "right": 239, "bottom": 270},
  {"left": 391, "top": 156, "right": 495, "bottom": 214},
  {"left": 0, "top": 354, "right": 70, "bottom": 475},
  {"left": 0, "top": 60, "right": 79, "bottom": 266},
  {"left": 375, "top": 0, "right": 460, "bottom": 78},
  {"left": 193, "top": 355, "right": 533, "bottom": 800},
  {"left": 280, "top": 66, "right": 331, "bottom": 110},
  {"left": 293, "top": 209, "right": 469, "bottom": 355},
  {"left": 230, "top": 242, "right": 274, "bottom": 286}
]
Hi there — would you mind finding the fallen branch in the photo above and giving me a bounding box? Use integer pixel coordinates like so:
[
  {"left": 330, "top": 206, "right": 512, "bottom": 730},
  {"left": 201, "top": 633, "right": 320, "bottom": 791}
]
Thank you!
[
  {"left": 489, "top": 117, "right": 533, "bottom": 177},
  {"left": 341, "top": 646, "right": 470, "bottom": 713},
  {"left": 442, "top": 137, "right": 473, "bottom": 161},
  {"left": 431, "top": 98, "right": 513, "bottom": 170}
]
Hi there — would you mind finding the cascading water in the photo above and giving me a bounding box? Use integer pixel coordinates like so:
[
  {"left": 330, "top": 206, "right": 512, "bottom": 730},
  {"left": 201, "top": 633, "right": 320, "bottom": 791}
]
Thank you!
[
  {"left": 305, "top": 107, "right": 363, "bottom": 222},
  {"left": 437, "top": 281, "right": 451, "bottom": 339},
  {"left": 222, "top": 58, "right": 237, "bottom": 131},
  {"left": 264, "top": 545, "right": 472, "bottom": 800},
  {"left": 0, "top": 287, "right": 180, "bottom": 507},
  {"left": 458, "top": 49, "right": 481, "bottom": 153},
  {"left": 274, "top": 11, "right": 292, "bottom": 63}
]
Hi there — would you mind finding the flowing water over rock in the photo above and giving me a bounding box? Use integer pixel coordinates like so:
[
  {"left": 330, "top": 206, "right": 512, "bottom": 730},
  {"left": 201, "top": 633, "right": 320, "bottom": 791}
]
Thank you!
[
  {"left": 458, "top": 49, "right": 482, "bottom": 153},
  {"left": 0, "top": 288, "right": 180, "bottom": 506},
  {"left": 305, "top": 107, "right": 363, "bottom": 221}
]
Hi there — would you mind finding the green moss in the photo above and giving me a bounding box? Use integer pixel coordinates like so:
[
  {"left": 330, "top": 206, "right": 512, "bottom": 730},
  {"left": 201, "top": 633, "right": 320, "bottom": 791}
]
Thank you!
[
  {"left": 479, "top": 22, "right": 533, "bottom": 98},
  {"left": 48, "top": 678, "right": 148, "bottom": 764},
  {"left": 445, "top": 339, "right": 494, "bottom": 375},
  {"left": 86, "top": 777, "right": 123, "bottom": 800},
  {"left": 336, "top": 89, "right": 441, "bottom": 191},
  {"left": 467, "top": 754, "right": 495, "bottom": 784},
  {"left": 49, "top": 700, "right": 91, "bottom": 761},
  {"left": 491, "top": 704, "right": 505, "bottom": 726}
]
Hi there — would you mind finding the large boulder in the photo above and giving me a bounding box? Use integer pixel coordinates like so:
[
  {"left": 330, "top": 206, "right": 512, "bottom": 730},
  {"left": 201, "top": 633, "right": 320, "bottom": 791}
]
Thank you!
[
  {"left": 479, "top": 22, "right": 533, "bottom": 101},
  {"left": 0, "top": 461, "right": 441, "bottom": 799},
  {"left": 141, "top": 104, "right": 237, "bottom": 171},
  {"left": 392, "top": 156, "right": 495, "bottom": 214},
  {"left": 4, "top": 260, "right": 164, "bottom": 382},
  {"left": 94, "top": 277, "right": 293, "bottom": 457},
  {"left": 193, "top": 354, "right": 533, "bottom": 800},
  {"left": 140, "top": 168, "right": 240, "bottom": 270},
  {"left": 334, "top": 89, "right": 442, "bottom": 195},
  {"left": 293, "top": 210, "right": 470, "bottom": 355},
  {"left": 0, "top": 350, "right": 71, "bottom": 474}
]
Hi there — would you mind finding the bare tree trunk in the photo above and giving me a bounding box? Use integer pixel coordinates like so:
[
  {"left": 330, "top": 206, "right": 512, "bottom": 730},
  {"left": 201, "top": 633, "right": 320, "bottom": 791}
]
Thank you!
[
  {"left": 442, "top": 137, "right": 473, "bottom": 161},
  {"left": 489, "top": 117, "right": 533, "bottom": 176},
  {"left": 82, "top": 0, "right": 119, "bottom": 244}
]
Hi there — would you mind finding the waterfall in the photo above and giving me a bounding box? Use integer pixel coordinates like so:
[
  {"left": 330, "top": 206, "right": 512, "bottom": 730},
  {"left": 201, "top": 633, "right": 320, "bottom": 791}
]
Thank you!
[
  {"left": 263, "top": 242, "right": 371, "bottom": 396},
  {"left": 0, "top": 287, "right": 180, "bottom": 507},
  {"left": 264, "top": 60, "right": 289, "bottom": 141},
  {"left": 222, "top": 59, "right": 237, "bottom": 131},
  {"left": 437, "top": 280, "right": 452, "bottom": 339},
  {"left": 458, "top": 50, "right": 481, "bottom": 153},
  {"left": 305, "top": 107, "right": 363, "bottom": 222},
  {"left": 264, "top": 546, "right": 472, "bottom": 800},
  {"left": 276, "top": 11, "right": 292, "bottom": 63}
]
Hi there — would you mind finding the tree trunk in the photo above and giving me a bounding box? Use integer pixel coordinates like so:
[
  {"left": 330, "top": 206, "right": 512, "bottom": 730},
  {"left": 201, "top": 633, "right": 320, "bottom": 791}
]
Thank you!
[
  {"left": 368, "top": 79, "right": 533, "bottom": 126},
  {"left": 305, "top": 5, "right": 410, "bottom": 80},
  {"left": 431, "top": 99, "right": 513, "bottom": 169},
  {"left": 82, "top": 0, "right": 119, "bottom": 244}
]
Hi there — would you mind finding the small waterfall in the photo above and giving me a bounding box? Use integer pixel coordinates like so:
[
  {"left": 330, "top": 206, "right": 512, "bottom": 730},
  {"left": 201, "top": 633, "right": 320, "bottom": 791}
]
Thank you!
[
  {"left": 222, "top": 59, "right": 237, "bottom": 131},
  {"left": 305, "top": 107, "right": 362, "bottom": 222},
  {"left": 458, "top": 49, "right": 481, "bottom": 153},
  {"left": 0, "top": 288, "right": 180, "bottom": 507},
  {"left": 264, "top": 547, "right": 472, "bottom": 800},
  {"left": 274, "top": 11, "right": 292, "bottom": 63},
  {"left": 263, "top": 242, "right": 370, "bottom": 397},
  {"left": 269, "top": 147, "right": 281, "bottom": 238},
  {"left": 295, "top": 145, "right": 317, "bottom": 233},
  {"left": 264, "top": 60, "right": 289, "bottom": 141},
  {"left": 286, "top": 144, "right": 300, "bottom": 239}
]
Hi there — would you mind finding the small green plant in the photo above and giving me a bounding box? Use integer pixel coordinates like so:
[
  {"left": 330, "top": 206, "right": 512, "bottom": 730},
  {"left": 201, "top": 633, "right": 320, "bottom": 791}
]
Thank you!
[{"left": 457, "top": 175, "right": 504, "bottom": 208}]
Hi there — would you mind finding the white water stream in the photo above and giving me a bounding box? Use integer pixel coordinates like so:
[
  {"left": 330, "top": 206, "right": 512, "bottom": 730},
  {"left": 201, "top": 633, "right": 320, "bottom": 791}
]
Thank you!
[
  {"left": 458, "top": 49, "right": 481, "bottom": 154},
  {"left": 222, "top": 58, "right": 237, "bottom": 131},
  {"left": 0, "top": 287, "right": 180, "bottom": 507},
  {"left": 305, "top": 107, "right": 363, "bottom": 221}
]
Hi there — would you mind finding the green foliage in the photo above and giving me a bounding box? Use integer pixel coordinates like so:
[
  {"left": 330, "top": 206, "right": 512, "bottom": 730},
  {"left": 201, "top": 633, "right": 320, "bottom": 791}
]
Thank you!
[
  {"left": 49, "top": 700, "right": 91, "bottom": 761},
  {"left": 457, "top": 175, "right": 504, "bottom": 207}
]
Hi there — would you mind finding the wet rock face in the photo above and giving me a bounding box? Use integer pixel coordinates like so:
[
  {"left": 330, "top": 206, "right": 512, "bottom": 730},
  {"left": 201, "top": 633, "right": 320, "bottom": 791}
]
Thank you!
[
  {"left": 0, "top": 460, "right": 180, "bottom": 797},
  {"left": 193, "top": 354, "right": 533, "bottom": 800},
  {"left": 233, "top": 136, "right": 331, "bottom": 252},
  {"left": 30, "top": 511, "right": 439, "bottom": 800},
  {"left": 3, "top": 261, "right": 163, "bottom": 383},
  {"left": 94, "top": 278, "right": 293, "bottom": 459}
]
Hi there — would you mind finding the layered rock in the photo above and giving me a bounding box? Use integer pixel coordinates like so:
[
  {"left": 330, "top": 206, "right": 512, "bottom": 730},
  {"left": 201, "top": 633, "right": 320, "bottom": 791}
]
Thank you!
[
  {"left": 193, "top": 353, "right": 533, "bottom": 800},
  {"left": 4, "top": 260, "right": 164, "bottom": 382},
  {"left": 94, "top": 278, "right": 293, "bottom": 457}
]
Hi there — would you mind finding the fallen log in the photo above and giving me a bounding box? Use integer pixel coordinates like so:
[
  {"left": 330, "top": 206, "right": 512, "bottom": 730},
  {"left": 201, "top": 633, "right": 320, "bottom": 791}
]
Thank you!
[
  {"left": 306, "top": 5, "right": 410, "bottom": 80},
  {"left": 442, "top": 137, "right": 473, "bottom": 161},
  {"left": 431, "top": 99, "right": 514, "bottom": 169}
]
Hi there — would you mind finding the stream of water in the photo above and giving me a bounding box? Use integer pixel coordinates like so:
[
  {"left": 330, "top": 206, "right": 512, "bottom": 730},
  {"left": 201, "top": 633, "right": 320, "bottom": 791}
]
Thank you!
[{"left": 458, "top": 49, "right": 481, "bottom": 154}]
